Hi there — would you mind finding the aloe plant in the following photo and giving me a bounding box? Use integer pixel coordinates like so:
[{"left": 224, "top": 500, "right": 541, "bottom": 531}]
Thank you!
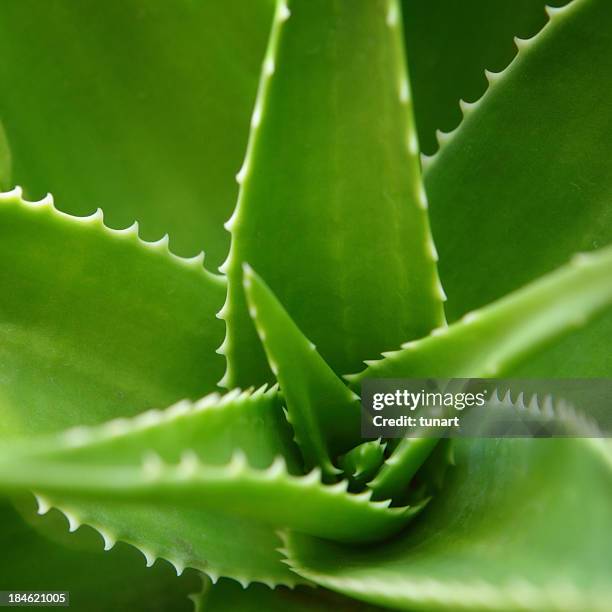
[{"left": 0, "top": 0, "right": 611, "bottom": 610}]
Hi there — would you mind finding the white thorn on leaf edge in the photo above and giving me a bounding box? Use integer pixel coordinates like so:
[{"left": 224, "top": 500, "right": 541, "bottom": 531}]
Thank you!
[
  {"left": 0, "top": 185, "right": 23, "bottom": 199},
  {"left": 264, "top": 57, "right": 275, "bottom": 76},
  {"left": 63, "top": 510, "right": 81, "bottom": 533},
  {"left": 235, "top": 163, "right": 247, "bottom": 184},
  {"left": 435, "top": 278, "right": 447, "bottom": 301},
  {"left": 98, "top": 528, "right": 117, "bottom": 551},
  {"left": 459, "top": 98, "right": 477, "bottom": 115},
  {"left": 141, "top": 548, "right": 156, "bottom": 568},
  {"left": 484, "top": 69, "right": 502, "bottom": 84},
  {"left": 513, "top": 36, "right": 530, "bottom": 51},
  {"left": 420, "top": 152, "right": 434, "bottom": 169},
  {"left": 417, "top": 184, "right": 428, "bottom": 209},
  {"left": 545, "top": 4, "right": 567, "bottom": 18},
  {"left": 267, "top": 456, "right": 287, "bottom": 478},
  {"left": 62, "top": 426, "right": 91, "bottom": 447},
  {"left": 251, "top": 102, "right": 262, "bottom": 128},
  {"left": 461, "top": 311, "right": 480, "bottom": 324},
  {"left": 165, "top": 399, "right": 192, "bottom": 419},
  {"left": 430, "top": 325, "right": 448, "bottom": 337},
  {"left": 386, "top": 0, "right": 398, "bottom": 27},
  {"left": 436, "top": 128, "right": 453, "bottom": 146},
  {"left": 169, "top": 559, "right": 185, "bottom": 576},
  {"left": 278, "top": 2, "right": 290, "bottom": 21},
  {"left": 399, "top": 78, "right": 409, "bottom": 104},
  {"left": 142, "top": 452, "right": 164, "bottom": 479},
  {"left": 428, "top": 237, "right": 439, "bottom": 261},
  {"left": 229, "top": 449, "right": 248, "bottom": 472},
  {"left": 301, "top": 467, "right": 322, "bottom": 485},
  {"left": 224, "top": 210, "right": 238, "bottom": 231},
  {"left": 35, "top": 494, "right": 52, "bottom": 515},
  {"left": 178, "top": 450, "right": 200, "bottom": 477}
]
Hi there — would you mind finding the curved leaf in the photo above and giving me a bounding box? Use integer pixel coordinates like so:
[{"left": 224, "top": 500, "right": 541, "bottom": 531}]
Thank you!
[
  {"left": 367, "top": 438, "right": 438, "bottom": 502},
  {"left": 0, "top": 0, "right": 275, "bottom": 264},
  {"left": 242, "top": 265, "right": 361, "bottom": 478},
  {"left": 425, "top": 0, "right": 612, "bottom": 322},
  {"left": 0, "top": 455, "right": 420, "bottom": 546},
  {"left": 222, "top": 0, "right": 445, "bottom": 387},
  {"left": 0, "top": 388, "right": 418, "bottom": 587},
  {"left": 339, "top": 441, "right": 386, "bottom": 491},
  {"left": 349, "top": 245, "right": 612, "bottom": 381},
  {"left": 284, "top": 437, "right": 612, "bottom": 610},
  {"left": 0, "top": 188, "right": 225, "bottom": 438},
  {"left": 3, "top": 389, "right": 305, "bottom": 588}
]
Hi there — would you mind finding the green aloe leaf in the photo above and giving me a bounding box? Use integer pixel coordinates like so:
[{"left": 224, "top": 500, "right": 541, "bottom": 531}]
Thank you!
[
  {"left": 0, "top": 189, "right": 225, "bottom": 438},
  {"left": 0, "top": 497, "right": 198, "bottom": 612},
  {"left": 0, "top": 0, "right": 274, "bottom": 265},
  {"left": 242, "top": 265, "right": 361, "bottom": 479},
  {"left": 284, "top": 437, "right": 612, "bottom": 610},
  {"left": 3, "top": 389, "right": 306, "bottom": 588},
  {"left": 508, "top": 308, "right": 612, "bottom": 377},
  {"left": 403, "top": 0, "right": 568, "bottom": 154},
  {"left": 221, "top": 0, "right": 445, "bottom": 388},
  {"left": 12, "top": 388, "right": 301, "bottom": 472},
  {"left": 194, "top": 576, "right": 387, "bottom": 611},
  {"left": 349, "top": 245, "right": 612, "bottom": 381},
  {"left": 367, "top": 438, "right": 438, "bottom": 502},
  {"left": 0, "top": 388, "right": 420, "bottom": 587},
  {"left": 338, "top": 440, "right": 386, "bottom": 491},
  {"left": 0, "top": 446, "right": 421, "bottom": 546},
  {"left": 425, "top": 0, "right": 612, "bottom": 322}
]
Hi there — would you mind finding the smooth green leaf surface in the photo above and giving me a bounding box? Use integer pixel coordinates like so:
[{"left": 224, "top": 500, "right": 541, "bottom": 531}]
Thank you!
[
  {"left": 425, "top": 0, "right": 612, "bottom": 322},
  {"left": 285, "top": 437, "right": 612, "bottom": 610},
  {"left": 222, "top": 0, "right": 445, "bottom": 388},
  {"left": 0, "top": 0, "right": 274, "bottom": 265},
  {"left": 0, "top": 189, "right": 225, "bottom": 438},
  {"left": 349, "top": 245, "right": 612, "bottom": 382},
  {"left": 242, "top": 265, "right": 361, "bottom": 478}
]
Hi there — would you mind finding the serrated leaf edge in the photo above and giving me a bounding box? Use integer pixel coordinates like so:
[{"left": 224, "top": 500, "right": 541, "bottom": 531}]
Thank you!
[
  {"left": 0, "top": 186, "right": 224, "bottom": 285},
  {"left": 421, "top": 1, "right": 577, "bottom": 169}
]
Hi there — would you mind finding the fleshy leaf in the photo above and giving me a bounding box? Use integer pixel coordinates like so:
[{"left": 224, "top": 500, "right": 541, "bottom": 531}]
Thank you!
[
  {"left": 0, "top": 0, "right": 275, "bottom": 265},
  {"left": 1, "top": 496, "right": 198, "bottom": 612},
  {"left": 349, "top": 245, "right": 612, "bottom": 382},
  {"left": 242, "top": 265, "right": 361, "bottom": 479},
  {"left": 0, "top": 188, "right": 225, "bottom": 438},
  {"left": 194, "top": 576, "right": 387, "bottom": 611},
  {"left": 367, "top": 438, "right": 438, "bottom": 502},
  {"left": 338, "top": 441, "right": 386, "bottom": 491},
  {"left": 0, "top": 388, "right": 421, "bottom": 589},
  {"left": 221, "top": 0, "right": 445, "bottom": 388},
  {"left": 423, "top": 0, "right": 612, "bottom": 378},
  {"left": 403, "top": 0, "right": 568, "bottom": 154},
  {"left": 424, "top": 0, "right": 612, "bottom": 323},
  {"left": 284, "top": 437, "right": 612, "bottom": 610},
  {"left": 0, "top": 452, "right": 420, "bottom": 546},
  {"left": 3, "top": 389, "right": 305, "bottom": 588},
  {"left": 11, "top": 387, "right": 301, "bottom": 473}
]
